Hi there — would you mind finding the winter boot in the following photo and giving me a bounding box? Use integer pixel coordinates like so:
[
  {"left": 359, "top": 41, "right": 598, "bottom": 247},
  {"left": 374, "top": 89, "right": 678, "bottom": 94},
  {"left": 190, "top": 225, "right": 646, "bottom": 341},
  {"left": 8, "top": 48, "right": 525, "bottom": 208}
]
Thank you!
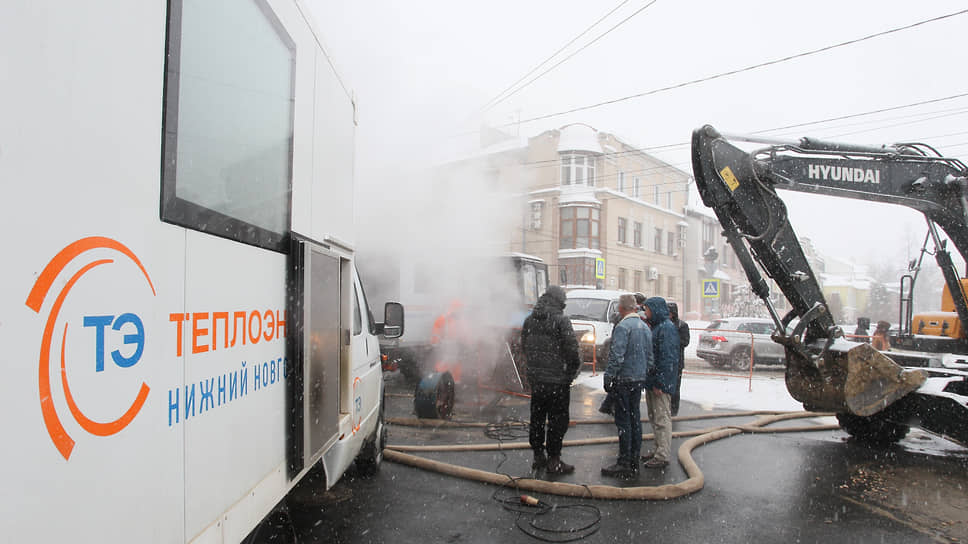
[
  {"left": 643, "top": 457, "right": 669, "bottom": 469},
  {"left": 598, "top": 396, "right": 614, "bottom": 416},
  {"left": 532, "top": 450, "right": 547, "bottom": 470},
  {"left": 545, "top": 456, "right": 574, "bottom": 474},
  {"left": 601, "top": 461, "right": 635, "bottom": 479}
]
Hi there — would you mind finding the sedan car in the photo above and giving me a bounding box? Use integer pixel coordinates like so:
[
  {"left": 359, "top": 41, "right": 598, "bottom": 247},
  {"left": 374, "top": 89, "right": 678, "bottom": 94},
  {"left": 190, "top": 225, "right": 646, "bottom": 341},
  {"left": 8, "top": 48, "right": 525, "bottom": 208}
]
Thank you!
[{"left": 696, "top": 317, "right": 786, "bottom": 370}]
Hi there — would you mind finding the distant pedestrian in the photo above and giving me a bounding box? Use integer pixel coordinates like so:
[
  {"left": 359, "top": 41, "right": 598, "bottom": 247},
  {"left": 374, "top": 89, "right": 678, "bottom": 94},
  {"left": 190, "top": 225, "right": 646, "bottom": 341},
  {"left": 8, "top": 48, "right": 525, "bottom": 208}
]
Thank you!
[
  {"left": 520, "top": 285, "right": 582, "bottom": 474},
  {"left": 642, "top": 297, "right": 678, "bottom": 469},
  {"left": 668, "top": 302, "right": 690, "bottom": 417},
  {"left": 634, "top": 292, "right": 649, "bottom": 322},
  {"left": 871, "top": 320, "right": 891, "bottom": 351},
  {"left": 853, "top": 317, "right": 871, "bottom": 344},
  {"left": 601, "top": 294, "right": 651, "bottom": 479}
]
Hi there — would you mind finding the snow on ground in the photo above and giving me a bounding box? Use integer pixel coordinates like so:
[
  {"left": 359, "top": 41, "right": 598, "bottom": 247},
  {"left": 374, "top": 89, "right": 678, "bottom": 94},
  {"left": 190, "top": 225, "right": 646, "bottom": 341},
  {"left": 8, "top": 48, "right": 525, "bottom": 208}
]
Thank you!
[
  {"left": 575, "top": 369, "right": 802, "bottom": 412},
  {"left": 574, "top": 370, "right": 967, "bottom": 455}
]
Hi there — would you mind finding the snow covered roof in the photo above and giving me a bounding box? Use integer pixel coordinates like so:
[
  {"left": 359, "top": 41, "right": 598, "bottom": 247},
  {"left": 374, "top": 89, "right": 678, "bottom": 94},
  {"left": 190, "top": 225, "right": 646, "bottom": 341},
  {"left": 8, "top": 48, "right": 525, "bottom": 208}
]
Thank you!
[
  {"left": 820, "top": 274, "right": 872, "bottom": 289},
  {"left": 559, "top": 186, "right": 601, "bottom": 205},
  {"left": 557, "top": 123, "right": 601, "bottom": 154}
]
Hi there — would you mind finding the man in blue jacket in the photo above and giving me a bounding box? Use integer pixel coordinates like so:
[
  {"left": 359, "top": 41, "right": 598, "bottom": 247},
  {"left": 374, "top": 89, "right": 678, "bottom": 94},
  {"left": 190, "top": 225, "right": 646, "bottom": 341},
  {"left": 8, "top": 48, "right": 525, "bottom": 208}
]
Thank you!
[
  {"left": 601, "top": 294, "right": 651, "bottom": 478},
  {"left": 642, "top": 296, "right": 678, "bottom": 468}
]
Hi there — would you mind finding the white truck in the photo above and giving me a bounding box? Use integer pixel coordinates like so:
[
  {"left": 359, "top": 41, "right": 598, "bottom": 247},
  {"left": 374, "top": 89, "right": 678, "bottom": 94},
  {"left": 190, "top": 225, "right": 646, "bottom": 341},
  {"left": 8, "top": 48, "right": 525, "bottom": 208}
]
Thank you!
[
  {"left": 358, "top": 251, "right": 548, "bottom": 382},
  {"left": 0, "top": 1, "right": 401, "bottom": 542}
]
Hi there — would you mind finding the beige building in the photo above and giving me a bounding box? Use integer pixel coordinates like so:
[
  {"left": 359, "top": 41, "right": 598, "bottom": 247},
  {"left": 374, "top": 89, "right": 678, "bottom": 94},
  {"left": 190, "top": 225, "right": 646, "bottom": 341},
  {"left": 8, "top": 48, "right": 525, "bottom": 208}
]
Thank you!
[{"left": 464, "top": 123, "right": 692, "bottom": 302}]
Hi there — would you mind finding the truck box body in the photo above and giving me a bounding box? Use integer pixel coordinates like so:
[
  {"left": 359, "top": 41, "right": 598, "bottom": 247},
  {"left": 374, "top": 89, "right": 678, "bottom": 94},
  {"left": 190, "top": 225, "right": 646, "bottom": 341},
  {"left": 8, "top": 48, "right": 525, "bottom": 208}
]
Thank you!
[{"left": 1, "top": 1, "right": 386, "bottom": 542}]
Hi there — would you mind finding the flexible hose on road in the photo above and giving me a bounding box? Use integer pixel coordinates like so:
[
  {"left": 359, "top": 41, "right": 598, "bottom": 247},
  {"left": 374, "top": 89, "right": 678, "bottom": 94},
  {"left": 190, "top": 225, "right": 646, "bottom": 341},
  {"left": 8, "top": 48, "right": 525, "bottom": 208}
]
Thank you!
[
  {"left": 383, "top": 411, "right": 839, "bottom": 500},
  {"left": 388, "top": 409, "right": 790, "bottom": 428}
]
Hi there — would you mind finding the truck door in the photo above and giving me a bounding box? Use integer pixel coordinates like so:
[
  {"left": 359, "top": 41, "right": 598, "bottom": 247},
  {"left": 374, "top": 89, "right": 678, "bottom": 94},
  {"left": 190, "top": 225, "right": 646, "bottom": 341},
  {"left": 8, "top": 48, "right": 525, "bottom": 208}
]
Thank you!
[{"left": 287, "top": 237, "right": 346, "bottom": 478}]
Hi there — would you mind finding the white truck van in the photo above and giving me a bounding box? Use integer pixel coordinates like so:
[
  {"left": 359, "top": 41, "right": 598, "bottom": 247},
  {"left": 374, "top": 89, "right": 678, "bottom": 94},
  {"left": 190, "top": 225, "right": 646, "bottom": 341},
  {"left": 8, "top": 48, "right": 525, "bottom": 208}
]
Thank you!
[
  {"left": 358, "top": 252, "right": 548, "bottom": 381},
  {"left": 1, "top": 1, "right": 401, "bottom": 542}
]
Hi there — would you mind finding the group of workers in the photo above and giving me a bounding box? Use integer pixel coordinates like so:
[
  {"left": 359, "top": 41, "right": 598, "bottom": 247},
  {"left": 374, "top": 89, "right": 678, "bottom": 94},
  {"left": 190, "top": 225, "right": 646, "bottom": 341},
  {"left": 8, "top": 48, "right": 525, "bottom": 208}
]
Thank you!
[
  {"left": 852, "top": 317, "right": 892, "bottom": 351},
  {"left": 520, "top": 286, "right": 689, "bottom": 479}
]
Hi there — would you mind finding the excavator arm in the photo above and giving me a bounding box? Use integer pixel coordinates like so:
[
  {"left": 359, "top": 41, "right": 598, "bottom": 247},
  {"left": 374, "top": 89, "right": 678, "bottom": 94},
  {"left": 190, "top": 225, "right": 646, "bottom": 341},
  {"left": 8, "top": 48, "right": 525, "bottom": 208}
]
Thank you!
[{"left": 691, "top": 125, "right": 968, "bottom": 421}]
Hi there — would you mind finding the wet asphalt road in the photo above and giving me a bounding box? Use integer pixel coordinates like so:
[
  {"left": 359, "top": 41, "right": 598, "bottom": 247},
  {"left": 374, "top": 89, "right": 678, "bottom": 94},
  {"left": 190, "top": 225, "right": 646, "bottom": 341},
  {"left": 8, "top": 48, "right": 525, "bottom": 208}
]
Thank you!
[{"left": 250, "top": 364, "right": 968, "bottom": 544}]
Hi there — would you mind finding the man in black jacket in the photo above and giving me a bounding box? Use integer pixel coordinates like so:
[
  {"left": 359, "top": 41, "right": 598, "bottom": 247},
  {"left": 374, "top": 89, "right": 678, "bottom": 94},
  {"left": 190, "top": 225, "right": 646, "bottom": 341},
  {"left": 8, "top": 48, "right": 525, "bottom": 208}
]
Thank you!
[{"left": 521, "top": 285, "right": 582, "bottom": 474}]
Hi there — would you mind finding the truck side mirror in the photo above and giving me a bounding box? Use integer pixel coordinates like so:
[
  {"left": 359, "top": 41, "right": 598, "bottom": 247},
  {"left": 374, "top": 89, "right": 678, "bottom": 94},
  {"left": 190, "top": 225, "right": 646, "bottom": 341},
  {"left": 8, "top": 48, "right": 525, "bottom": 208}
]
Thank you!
[{"left": 381, "top": 302, "right": 405, "bottom": 339}]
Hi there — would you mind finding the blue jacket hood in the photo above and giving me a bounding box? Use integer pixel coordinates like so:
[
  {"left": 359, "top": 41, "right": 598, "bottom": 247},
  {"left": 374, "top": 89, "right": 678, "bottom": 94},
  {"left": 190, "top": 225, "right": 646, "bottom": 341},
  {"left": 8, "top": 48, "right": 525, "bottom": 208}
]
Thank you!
[{"left": 644, "top": 297, "right": 670, "bottom": 323}]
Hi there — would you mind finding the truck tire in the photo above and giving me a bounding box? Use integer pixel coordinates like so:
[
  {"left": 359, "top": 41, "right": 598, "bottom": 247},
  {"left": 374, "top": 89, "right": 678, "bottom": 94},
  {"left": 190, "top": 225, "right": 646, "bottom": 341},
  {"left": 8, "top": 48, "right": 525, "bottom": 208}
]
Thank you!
[
  {"left": 836, "top": 412, "right": 909, "bottom": 444},
  {"left": 355, "top": 398, "right": 387, "bottom": 476}
]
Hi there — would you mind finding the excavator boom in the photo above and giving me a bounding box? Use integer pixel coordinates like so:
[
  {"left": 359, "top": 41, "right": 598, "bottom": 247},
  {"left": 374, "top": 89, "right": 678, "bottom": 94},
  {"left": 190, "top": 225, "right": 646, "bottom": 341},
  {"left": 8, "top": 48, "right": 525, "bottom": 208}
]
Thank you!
[{"left": 691, "top": 125, "right": 968, "bottom": 439}]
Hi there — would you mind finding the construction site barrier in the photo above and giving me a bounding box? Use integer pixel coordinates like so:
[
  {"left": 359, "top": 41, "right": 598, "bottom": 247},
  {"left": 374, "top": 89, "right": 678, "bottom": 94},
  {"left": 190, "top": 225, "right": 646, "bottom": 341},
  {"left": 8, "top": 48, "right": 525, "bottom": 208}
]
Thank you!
[{"left": 687, "top": 328, "right": 756, "bottom": 392}]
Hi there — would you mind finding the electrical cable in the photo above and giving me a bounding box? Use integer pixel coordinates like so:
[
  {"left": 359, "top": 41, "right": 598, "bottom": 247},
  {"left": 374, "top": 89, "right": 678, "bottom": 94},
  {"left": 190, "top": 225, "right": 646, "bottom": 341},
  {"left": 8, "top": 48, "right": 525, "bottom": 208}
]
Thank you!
[
  {"left": 502, "top": 9, "right": 968, "bottom": 127},
  {"left": 478, "top": 0, "right": 632, "bottom": 114},
  {"left": 751, "top": 92, "right": 968, "bottom": 135},
  {"left": 502, "top": 100, "right": 968, "bottom": 173},
  {"left": 486, "top": 0, "right": 660, "bottom": 113},
  {"left": 484, "top": 419, "right": 602, "bottom": 542}
]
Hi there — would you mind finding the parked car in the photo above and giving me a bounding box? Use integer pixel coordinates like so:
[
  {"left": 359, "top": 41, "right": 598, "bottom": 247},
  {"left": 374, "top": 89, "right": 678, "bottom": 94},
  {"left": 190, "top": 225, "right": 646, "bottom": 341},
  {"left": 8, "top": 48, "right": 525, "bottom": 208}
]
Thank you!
[
  {"left": 563, "top": 289, "right": 624, "bottom": 368},
  {"left": 696, "top": 317, "right": 786, "bottom": 370}
]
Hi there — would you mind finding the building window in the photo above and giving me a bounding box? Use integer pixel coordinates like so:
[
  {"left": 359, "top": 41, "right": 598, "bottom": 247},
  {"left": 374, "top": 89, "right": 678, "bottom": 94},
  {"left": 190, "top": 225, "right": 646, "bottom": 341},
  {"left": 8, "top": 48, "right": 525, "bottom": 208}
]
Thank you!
[
  {"left": 633, "top": 177, "right": 641, "bottom": 199},
  {"left": 618, "top": 171, "right": 626, "bottom": 193},
  {"left": 668, "top": 275, "right": 676, "bottom": 298},
  {"left": 653, "top": 185, "right": 661, "bottom": 205},
  {"left": 668, "top": 231, "right": 676, "bottom": 256},
  {"left": 561, "top": 153, "right": 596, "bottom": 186},
  {"left": 161, "top": 0, "right": 296, "bottom": 252},
  {"left": 559, "top": 206, "right": 600, "bottom": 249},
  {"left": 703, "top": 221, "right": 716, "bottom": 249},
  {"left": 560, "top": 257, "right": 597, "bottom": 287},
  {"left": 530, "top": 201, "right": 544, "bottom": 230},
  {"left": 654, "top": 227, "right": 663, "bottom": 254},
  {"left": 667, "top": 191, "right": 673, "bottom": 209},
  {"left": 634, "top": 270, "right": 643, "bottom": 292},
  {"left": 617, "top": 217, "right": 627, "bottom": 244},
  {"left": 633, "top": 221, "right": 642, "bottom": 248},
  {"left": 618, "top": 267, "right": 628, "bottom": 290}
]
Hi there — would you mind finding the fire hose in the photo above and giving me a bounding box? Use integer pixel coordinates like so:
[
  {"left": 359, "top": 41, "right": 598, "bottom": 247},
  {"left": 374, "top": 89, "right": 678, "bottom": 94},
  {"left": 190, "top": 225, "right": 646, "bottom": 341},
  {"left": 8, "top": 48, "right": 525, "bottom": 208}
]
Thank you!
[{"left": 383, "top": 410, "right": 839, "bottom": 500}]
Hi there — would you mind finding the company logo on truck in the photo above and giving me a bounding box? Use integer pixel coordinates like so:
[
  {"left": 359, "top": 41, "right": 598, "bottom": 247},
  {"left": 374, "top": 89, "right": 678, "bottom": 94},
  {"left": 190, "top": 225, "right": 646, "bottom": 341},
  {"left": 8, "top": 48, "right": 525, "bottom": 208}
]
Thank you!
[{"left": 25, "top": 237, "right": 155, "bottom": 460}]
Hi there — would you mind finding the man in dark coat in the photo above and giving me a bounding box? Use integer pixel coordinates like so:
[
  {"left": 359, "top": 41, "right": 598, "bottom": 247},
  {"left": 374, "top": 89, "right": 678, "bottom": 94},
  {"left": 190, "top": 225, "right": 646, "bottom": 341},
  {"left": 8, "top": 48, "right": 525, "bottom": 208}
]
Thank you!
[
  {"left": 642, "top": 297, "right": 678, "bottom": 468},
  {"left": 520, "top": 285, "right": 582, "bottom": 474},
  {"left": 853, "top": 317, "right": 871, "bottom": 344},
  {"left": 668, "top": 302, "right": 690, "bottom": 416}
]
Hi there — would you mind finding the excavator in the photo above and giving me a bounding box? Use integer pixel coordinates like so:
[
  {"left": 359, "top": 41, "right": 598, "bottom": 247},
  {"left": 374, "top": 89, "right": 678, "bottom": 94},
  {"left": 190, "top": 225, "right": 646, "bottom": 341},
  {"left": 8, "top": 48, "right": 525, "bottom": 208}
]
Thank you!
[{"left": 691, "top": 125, "right": 968, "bottom": 444}]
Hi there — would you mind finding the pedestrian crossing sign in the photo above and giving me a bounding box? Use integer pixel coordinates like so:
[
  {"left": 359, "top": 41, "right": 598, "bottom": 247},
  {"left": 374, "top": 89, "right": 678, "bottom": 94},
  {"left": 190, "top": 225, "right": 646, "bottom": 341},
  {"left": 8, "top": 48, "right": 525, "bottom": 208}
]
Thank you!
[
  {"left": 595, "top": 258, "right": 605, "bottom": 279},
  {"left": 702, "top": 279, "right": 720, "bottom": 298}
]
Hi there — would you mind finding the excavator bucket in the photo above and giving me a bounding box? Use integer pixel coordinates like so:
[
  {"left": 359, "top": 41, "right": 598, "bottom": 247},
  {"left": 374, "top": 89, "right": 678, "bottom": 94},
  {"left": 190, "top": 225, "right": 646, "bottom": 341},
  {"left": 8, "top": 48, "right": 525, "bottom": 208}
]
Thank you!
[
  {"left": 844, "top": 343, "right": 928, "bottom": 416},
  {"left": 785, "top": 342, "right": 927, "bottom": 417}
]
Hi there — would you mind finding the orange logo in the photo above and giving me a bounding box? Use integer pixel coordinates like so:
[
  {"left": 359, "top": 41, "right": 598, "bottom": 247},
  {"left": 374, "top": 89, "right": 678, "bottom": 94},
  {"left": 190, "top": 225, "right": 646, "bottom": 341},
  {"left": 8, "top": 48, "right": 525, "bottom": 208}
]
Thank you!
[{"left": 26, "top": 237, "right": 156, "bottom": 460}]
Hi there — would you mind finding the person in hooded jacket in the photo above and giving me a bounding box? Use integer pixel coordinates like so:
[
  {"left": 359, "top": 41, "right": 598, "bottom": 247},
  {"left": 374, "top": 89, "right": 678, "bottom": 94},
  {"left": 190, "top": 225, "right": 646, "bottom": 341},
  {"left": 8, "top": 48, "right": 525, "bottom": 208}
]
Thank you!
[
  {"left": 668, "top": 302, "right": 690, "bottom": 417},
  {"left": 641, "top": 296, "right": 678, "bottom": 468},
  {"left": 520, "top": 285, "right": 582, "bottom": 474},
  {"left": 600, "top": 294, "right": 651, "bottom": 478}
]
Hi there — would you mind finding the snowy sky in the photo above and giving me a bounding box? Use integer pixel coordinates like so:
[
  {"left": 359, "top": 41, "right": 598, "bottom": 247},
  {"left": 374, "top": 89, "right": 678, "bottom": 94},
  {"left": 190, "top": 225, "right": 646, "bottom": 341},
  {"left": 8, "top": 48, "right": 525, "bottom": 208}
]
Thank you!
[{"left": 307, "top": 0, "right": 968, "bottom": 269}]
